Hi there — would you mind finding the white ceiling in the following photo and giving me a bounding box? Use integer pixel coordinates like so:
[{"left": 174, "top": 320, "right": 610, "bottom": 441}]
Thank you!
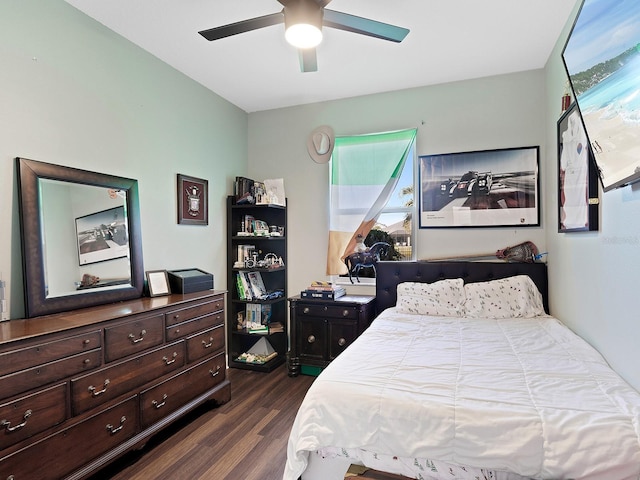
[{"left": 64, "top": 0, "right": 577, "bottom": 113}]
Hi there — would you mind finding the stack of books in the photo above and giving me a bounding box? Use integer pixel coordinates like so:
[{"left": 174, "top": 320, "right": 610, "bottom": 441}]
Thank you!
[{"left": 301, "top": 281, "right": 346, "bottom": 300}]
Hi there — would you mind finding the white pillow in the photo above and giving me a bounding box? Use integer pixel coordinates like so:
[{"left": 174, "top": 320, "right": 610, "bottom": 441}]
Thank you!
[
  {"left": 396, "top": 278, "right": 465, "bottom": 317},
  {"left": 464, "top": 275, "right": 545, "bottom": 319}
]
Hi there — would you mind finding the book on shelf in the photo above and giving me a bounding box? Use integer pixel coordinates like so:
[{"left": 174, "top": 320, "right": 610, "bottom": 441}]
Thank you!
[
  {"left": 247, "top": 271, "right": 267, "bottom": 299},
  {"left": 234, "top": 176, "right": 255, "bottom": 204},
  {"left": 268, "top": 321, "right": 284, "bottom": 333},
  {"left": 238, "top": 272, "right": 254, "bottom": 300},
  {"left": 236, "top": 273, "right": 246, "bottom": 300},
  {"left": 245, "top": 303, "right": 272, "bottom": 325},
  {"left": 248, "top": 325, "right": 268, "bottom": 335}
]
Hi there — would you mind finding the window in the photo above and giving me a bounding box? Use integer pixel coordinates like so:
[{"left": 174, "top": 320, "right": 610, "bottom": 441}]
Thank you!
[{"left": 327, "top": 129, "right": 416, "bottom": 280}]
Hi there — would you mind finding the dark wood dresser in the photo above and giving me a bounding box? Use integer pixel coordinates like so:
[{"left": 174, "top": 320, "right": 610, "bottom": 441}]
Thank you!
[
  {"left": 287, "top": 295, "right": 376, "bottom": 377},
  {"left": 0, "top": 291, "right": 230, "bottom": 480}
]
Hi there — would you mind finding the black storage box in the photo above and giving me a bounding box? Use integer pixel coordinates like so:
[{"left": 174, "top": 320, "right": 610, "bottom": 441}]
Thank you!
[{"left": 167, "top": 269, "right": 214, "bottom": 294}]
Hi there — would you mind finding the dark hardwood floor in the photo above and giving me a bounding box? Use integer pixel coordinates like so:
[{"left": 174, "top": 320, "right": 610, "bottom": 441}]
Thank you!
[
  {"left": 88, "top": 365, "right": 406, "bottom": 480},
  {"left": 88, "top": 364, "right": 315, "bottom": 480}
]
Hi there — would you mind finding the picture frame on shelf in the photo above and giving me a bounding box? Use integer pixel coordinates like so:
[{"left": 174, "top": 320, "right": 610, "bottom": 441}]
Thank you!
[
  {"left": 177, "top": 173, "right": 208, "bottom": 225},
  {"left": 418, "top": 146, "right": 540, "bottom": 228},
  {"left": 557, "top": 103, "right": 599, "bottom": 232},
  {"left": 146, "top": 270, "right": 171, "bottom": 297}
]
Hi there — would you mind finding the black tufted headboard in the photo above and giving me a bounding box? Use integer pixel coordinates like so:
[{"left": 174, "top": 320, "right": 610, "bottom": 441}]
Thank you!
[{"left": 375, "top": 261, "right": 549, "bottom": 314}]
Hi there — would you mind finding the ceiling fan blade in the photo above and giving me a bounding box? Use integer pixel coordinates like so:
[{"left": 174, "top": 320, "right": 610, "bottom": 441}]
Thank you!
[
  {"left": 322, "top": 9, "right": 409, "bottom": 43},
  {"left": 299, "top": 48, "right": 318, "bottom": 73},
  {"left": 198, "top": 12, "right": 284, "bottom": 41}
]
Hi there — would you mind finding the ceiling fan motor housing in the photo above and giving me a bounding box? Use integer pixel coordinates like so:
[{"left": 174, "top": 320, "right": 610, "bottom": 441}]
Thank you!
[{"left": 284, "top": 0, "right": 324, "bottom": 34}]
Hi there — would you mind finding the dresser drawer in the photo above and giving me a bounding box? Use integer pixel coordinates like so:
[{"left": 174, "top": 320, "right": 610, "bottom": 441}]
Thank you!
[
  {"left": 298, "top": 303, "right": 358, "bottom": 320},
  {"left": 0, "top": 396, "right": 137, "bottom": 480},
  {"left": 0, "top": 383, "right": 66, "bottom": 451},
  {"left": 185, "top": 325, "right": 225, "bottom": 363},
  {"left": 165, "top": 295, "right": 224, "bottom": 327},
  {"left": 0, "top": 330, "right": 101, "bottom": 377},
  {"left": 104, "top": 314, "right": 164, "bottom": 362},
  {"left": 139, "top": 352, "right": 226, "bottom": 428},
  {"left": 0, "top": 349, "right": 101, "bottom": 400},
  {"left": 166, "top": 311, "right": 223, "bottom": 341},
  {"left": 71, "top": 341, "right": 185, "bottom": 415}
]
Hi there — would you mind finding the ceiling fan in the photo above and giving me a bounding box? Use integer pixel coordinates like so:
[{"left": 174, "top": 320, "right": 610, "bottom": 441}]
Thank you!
[{"left": 198, "top": 0, "right": 409, "bottom": 73}]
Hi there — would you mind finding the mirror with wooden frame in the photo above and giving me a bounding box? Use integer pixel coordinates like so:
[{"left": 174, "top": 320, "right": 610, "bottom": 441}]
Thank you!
[{"left": 16, "top": 157, "right": 144, "bottom": 318}]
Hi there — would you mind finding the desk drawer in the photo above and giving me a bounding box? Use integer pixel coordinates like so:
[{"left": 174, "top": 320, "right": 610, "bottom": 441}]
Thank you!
[
  {"left": 71, "top": 342, "right": 185, "bottom": 415},
  {"left": 139, "top": 352, "right": 226, "bottom": 428},
  {"left": 0, "top": 330, "right": 101, "bottom": 378},
  {"left": 0, "top": 396, "right": 137, "bottom": 480},
  {"left": 165, "top": 295, "right": 224, "bottom": 327},
  {"left": 185, "top": 325, "right": 225, "bottom": 363},
  {"left": 0, "top": 383, "right": 66, "bottom": 451},
  {"left": 104, "top": 314, "right": 164, "bottom": 362},
  {"left": 0, "top": 349, "right": 101, "bottom": 400}
]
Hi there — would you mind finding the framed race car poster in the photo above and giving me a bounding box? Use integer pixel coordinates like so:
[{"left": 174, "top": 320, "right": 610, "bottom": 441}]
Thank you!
[{"left": 418, "top": 146, "right": 540, "bottom": 228}]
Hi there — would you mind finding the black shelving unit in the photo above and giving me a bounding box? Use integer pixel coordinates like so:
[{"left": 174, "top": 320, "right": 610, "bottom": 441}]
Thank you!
[{"left": 226, "top": 195, "right": 287, "bottom": 372}]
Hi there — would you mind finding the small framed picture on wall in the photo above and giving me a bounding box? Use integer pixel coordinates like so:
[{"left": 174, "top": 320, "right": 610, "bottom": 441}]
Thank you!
[{"left": 177, "top": 173, "right": 208, "bottom": 225}]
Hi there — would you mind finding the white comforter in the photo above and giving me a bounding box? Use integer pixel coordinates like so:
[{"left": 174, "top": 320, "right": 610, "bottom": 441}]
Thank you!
[{"left": 284, "top": 308, "right": 640, "bottom": 480}]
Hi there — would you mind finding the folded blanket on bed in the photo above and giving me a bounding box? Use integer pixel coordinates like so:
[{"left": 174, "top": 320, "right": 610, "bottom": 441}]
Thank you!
[{"left": 284, "top": 308, "right": 640, "bottom": 480}]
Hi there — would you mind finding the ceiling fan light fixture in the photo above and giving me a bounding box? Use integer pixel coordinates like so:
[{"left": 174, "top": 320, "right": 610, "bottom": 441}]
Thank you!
[
  {"left": 284, "top": 0, "right": 323, "bottom": 49},
  {"left": 285, "top": 23, "right": 322, "bottom": 48}
]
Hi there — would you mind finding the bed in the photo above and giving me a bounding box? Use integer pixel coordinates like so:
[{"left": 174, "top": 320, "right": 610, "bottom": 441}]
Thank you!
[{"left": 284, "top": 261, "right": 640, "bottom": 480}]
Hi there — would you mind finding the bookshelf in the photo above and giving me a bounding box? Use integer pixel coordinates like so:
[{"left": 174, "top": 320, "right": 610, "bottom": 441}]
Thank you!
[{"left": 226, "top": 195, "right": 287, "bottom": 372}]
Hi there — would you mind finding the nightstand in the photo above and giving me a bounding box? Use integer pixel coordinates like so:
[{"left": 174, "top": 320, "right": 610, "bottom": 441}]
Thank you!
[{"left": 287, "top": 295, "right": 376, "bottom": 377}]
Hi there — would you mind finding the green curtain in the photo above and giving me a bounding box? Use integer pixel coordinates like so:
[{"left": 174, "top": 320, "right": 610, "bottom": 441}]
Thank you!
[{"left": 327, "top": 128, "right": 416, "bottom": 275}]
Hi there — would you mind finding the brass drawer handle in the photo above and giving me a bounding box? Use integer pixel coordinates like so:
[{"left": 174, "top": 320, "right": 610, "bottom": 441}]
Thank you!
[
  {"left": 202, "top": 337, "right": 214, "bottom": 348},
  {"left": 106, "top": 416, "right": 126, "bottom": 435},
  {"left": 152, "top": 394, "right": 168, "bottom": 409},
  {"left": 83, "top": 339, "right": 91, "bottom": 346},
  {"left": 162, "top": 352, "right": 178, "bottom": 365},
  {"left": 1, "top": 409, "right": 32, "bottom": 433},
  {"left": 209, "top": 366, "right": 221, "bottom": 378},
  {"left": 338, "top": 338, "right": 346, "bottom": 347},
  {"left": 128, "top": 329, "right": 146, "bottom": 344},
  {"left": 307, "top": 335, "right": 316, "bottom": 344},
  {"left": 88, "top": 379, "right": 110, "bottom": 397},
  {"left": 83, "top": 358, "right": 92, "bottom": 366}
]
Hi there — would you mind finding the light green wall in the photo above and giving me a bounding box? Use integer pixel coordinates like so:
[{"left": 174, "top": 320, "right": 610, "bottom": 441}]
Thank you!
[
  {"left": 248, "top": 71, "right": 548, "bottom": 305},
  {"left": 544, "top": 1, "right": 640, "bottom": 390},
  {"left": 0, "top": 0, "right": 248, "bottom": 318}
]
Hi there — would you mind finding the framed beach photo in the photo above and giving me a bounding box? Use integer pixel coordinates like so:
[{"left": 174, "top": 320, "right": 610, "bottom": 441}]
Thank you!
[
  {"left": 418, "top": 146, "right": 540, "bottom": 228},
  {"left": 557, "top": 103, "right": 599, "bottom": 232}
]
